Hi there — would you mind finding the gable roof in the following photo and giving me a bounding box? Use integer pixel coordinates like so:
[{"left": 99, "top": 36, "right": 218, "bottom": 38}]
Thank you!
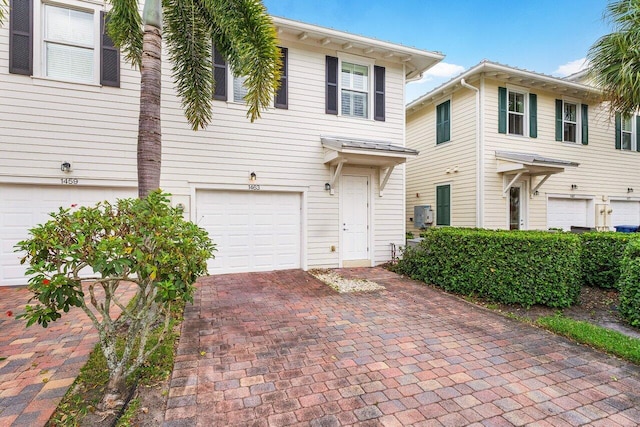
[
  {"left": 406, "top": 60, "right": 602, "bottom": 114},
  {"left": 271, "top": 16, "right": 444, "bottom": 80}
]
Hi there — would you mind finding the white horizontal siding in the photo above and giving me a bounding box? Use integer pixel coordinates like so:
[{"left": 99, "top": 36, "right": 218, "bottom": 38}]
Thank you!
[
  {"left": 483, "top": 78, "right": 640, "bottom": 230},
  {"left": 1, "top": 8, "right": 410, "bottom": 270},
  {"left": 406, "top": 89, "right": 477, "bottom": 232}
]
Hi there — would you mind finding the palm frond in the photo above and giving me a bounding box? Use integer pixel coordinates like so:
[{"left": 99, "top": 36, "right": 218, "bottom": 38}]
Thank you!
[
  {"left": 0, "top": 0, "right": 7, "bottom": 25},
  {"left": 164, "top": 0, "right": 214, "bottom": 130},
  {"left": 107, "top": 0, "right": 144, "bottom": 69},
  {"left": 197, "top": 0, "right": 281, "bottom": 122},
  {"left": 588, "top": 0, "right": 640, "bottom": 116}
]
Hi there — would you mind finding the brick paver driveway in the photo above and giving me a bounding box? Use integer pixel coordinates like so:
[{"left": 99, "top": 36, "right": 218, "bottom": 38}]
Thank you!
[
  {"left": 166, "top": 268, "right": 640, "bottom": 427},
  {"left": 0, "top": 283, "right": 136, "bottom": 427}
]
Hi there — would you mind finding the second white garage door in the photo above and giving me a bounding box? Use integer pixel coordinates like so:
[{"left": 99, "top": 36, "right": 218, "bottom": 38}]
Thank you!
[
  {"left": 610, "top": 200, "right": 640, "bottom": 228},
  {"left": 196, "top": 190, "right": 301, "bottom": 274},
  {"left": 1, "top": 184, "right": 137, "bottom": 286},
  {"left": 547, "top": 197, "right": 590, "bottom": 231}
]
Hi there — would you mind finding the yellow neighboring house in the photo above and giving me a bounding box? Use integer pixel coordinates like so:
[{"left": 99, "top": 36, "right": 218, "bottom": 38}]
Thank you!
[{"left": 406, "top": 60, "right": 640, "bottom": 233}]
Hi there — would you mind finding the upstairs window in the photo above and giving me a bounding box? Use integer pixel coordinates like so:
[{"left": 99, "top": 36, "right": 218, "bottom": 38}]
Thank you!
[
  {"left": 233, "top": 74, "right": 248, "bottom": 103},
  {"left": 326, "top": 56, "right": 385, "bottom": 121},
  {"left": 508, "top": 90, "right": 525, "bottom": 135},
  {"left": 615, "top": 113, "right": 639, "bottom": 152},
  {"left": 622, "top": 116, "right": 632, "bottom": 150},
  {"left": 436, "top": 100, "right": 450, "bottom": 145},
  {"left": 556, "top": 100, "right": 588, "bottom": 145},
  {"left": 212, "top": 45, "right": 287, "bottom": 108},
  {"left": 9, "top": 0, "right": 119, "bottom": 86},
  {"left": 563, "top": 102, "right": 578, "bottom": 143},
  {"left": 341, "top": 62, "right": 369, "bottom": 118},
  {"left": 44, "top": 5, "right": 94, "bottom": 83},
  {"left": 498, "top": 87, "right": 536, "bottom": 138}
]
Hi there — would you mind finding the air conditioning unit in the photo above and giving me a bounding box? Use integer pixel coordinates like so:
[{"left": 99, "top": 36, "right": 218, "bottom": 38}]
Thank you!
[{"left": 414, "top": 205, "right": 433, "bottom": 229}]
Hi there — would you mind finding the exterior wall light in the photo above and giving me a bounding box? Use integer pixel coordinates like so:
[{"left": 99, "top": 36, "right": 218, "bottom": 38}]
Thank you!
[
  {"left": 250, "top": 172, "right": 257, "bottom": 182},
  {"left": 61, "top": 162, "right": 71, "bottom": 172},
  {"left": 571, "top": 184, "right": 578, "bottom": 190},
  {"left": 325, "top": 182, "right": 331, "bottom": 191},
  {"left": 628, "top": 187, "right": 634, "bottom": 193}
]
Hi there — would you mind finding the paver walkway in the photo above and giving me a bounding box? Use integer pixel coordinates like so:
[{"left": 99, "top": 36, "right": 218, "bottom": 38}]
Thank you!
[
  {"left": 0, "top": 283, "right": 136, "bottom": 427},
  {"left": 165, "top": 268, "right": 640, "bottom": 426}
]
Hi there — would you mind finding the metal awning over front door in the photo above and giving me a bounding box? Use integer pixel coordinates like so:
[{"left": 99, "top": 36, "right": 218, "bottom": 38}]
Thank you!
[
  {"left": 321, "top": 136, "right": 419, "bottom": 196},
  {"left": 495, "top": 151, "right": 579, "bottom": 196}
]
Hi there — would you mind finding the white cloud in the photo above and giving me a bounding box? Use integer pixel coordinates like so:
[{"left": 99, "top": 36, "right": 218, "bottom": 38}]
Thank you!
[
  {"left": 405, "top": 62, "right": 466, "bottom": 103},
  {"left": 553, "top": 58, "right": 589, "bottom": 77},
  {"left": 409, "top": 62, "right": 466, "bottom": 85}
]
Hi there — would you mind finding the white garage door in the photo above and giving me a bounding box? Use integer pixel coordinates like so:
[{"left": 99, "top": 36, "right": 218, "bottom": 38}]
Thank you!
[
  {"left": 196, "top": 190, "right": 301, "bottom": 274},
  {"left": 547, "top": 197, "right": 589, "bottom": 231},
  {"left": 611, "top": 200, "right": 640, "bottom": 227},
  {"left": 1, "top": 184, "right": 136, "bottom": 286}
]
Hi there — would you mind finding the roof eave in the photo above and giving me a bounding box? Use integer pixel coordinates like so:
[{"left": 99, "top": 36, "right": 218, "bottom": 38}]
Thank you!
[
  {"left": 406, "top": 61, "right": 602, "bottom": 114},
  {"left": 271, "top": 16, "right": 444, "bottom": 79}
]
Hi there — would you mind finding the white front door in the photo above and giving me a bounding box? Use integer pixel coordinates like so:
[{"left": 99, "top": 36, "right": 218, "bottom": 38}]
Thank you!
[{"left": 342, "top": 175, "right": 369, "bottom": 262}]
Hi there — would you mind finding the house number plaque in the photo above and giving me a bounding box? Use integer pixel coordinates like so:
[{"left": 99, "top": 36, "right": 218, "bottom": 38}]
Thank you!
[
  {"left": 248, "top": 184, "right": 261, "bottom": 191},
  {"left": 60, "top": 178, "right": 79, "bottom": 185}
]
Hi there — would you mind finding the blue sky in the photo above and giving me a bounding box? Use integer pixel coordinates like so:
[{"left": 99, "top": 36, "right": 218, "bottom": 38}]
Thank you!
[{"left": 262, "top": 1, "right": 612, "bottom": 102}]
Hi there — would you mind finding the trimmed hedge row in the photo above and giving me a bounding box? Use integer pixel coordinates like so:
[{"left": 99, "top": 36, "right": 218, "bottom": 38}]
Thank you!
[
  {"left": 396, "top": 228, "right": 581, "bottom": 308},
  {"left": 579, "top": 232, "right": 632, "bottom": 289},
  {"left": 619, "top": 239, "right": 640, "bottom": 327}
]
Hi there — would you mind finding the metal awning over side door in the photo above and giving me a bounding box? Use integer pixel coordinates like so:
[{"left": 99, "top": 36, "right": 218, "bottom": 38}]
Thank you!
[{"left": 322, "top": 136, "right": 419, "bottom": 196}]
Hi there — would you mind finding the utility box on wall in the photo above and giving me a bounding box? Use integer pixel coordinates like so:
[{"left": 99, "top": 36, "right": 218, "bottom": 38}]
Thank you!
[{"left": 414, "top": 205, "right": 433, "bottom": 229}]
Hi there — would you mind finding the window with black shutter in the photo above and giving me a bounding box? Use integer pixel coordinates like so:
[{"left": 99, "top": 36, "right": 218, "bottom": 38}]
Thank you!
[
  {"left": 326, "top": 56, "right": 338, "bottom": 115},
  {"left": 9, "top": 0, "right": 33, "bottom": 75},
  {"left": 274, "top": 47, "right": 288, "bottom": 109},
  {"left": 100, "top": 12, "right": 120, "bottom": 87},
  {"left": 212, "top": 45, "right": 227, "bottom": 101}
]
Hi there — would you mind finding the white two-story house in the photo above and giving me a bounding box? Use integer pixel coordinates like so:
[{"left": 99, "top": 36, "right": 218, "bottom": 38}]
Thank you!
[
  {"left": 0, "top": 0, "right": 443, "bottom": 285},
  {"left": 406, "top": 60, "right": 640, "bottom": 233}
]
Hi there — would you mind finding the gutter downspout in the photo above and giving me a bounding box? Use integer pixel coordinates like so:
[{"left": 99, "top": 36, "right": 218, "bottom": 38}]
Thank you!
[{"left": 460, "top": 78, "right": 483, "bottom": 228}]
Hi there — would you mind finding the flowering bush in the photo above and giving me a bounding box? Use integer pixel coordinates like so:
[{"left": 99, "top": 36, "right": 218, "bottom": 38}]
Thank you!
[{"left": 16, "top": 191, "right": 215, "bottom": 407}]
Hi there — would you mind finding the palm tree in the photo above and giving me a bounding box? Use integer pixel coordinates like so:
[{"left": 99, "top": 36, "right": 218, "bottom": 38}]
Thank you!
[
  {"left": 588, "top": 0, "right": 640, "bottom": 116},
  {"left": 108, "top": 0, "right": 281, "bottom": 197}
]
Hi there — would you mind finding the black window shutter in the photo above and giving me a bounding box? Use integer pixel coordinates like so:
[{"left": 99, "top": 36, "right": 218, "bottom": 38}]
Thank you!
[
  {"left": 636, "top": 116, "right": 640, "bottom": 152},
  {"left": 9, "top": 0, "right": 33, "bottom": 75},
  {"left": 529, "top": 93, "right": 537, "bottom": 138},
  {"left": 443, "top": 100, "right": 450, "bottom": 142},
  {"left": 615, "top": 113, "right": 622, "bottom": 149},
  {"left": 213, "top": 45, "right": 227, "bottom": 101},
  {"left": 498, "top": 87, "right": 507, "bottom": 134},
  {"left": 436, "top": 100, "right": 450, "bottom": 144},
  {"left": 581, "top": 104, "right": 589, "bottom": 145},
  {"left": 374, "top": 65, "right": 385, "bottom": 121},
  {"left": 555, "top": 99, "right": 563, "bottom": 141},
  {"left": 274, "top": 47, "right": 288, "bottom": 109},
  {"left": 100, "top": 12, "right": 120, "bottom": 87},
  {"left": 326, "top": 56, "right": 338, "bottom": 115}
]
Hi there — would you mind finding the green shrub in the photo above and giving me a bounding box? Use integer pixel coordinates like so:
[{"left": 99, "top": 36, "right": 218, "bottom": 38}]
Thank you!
[
  {"left": 618, "top": 239, "right": 640, "bottom": 327},
  {"left": 15, "top": 191, "right": 215, "bottom": 408},
  {"left": 579, "top": 232, "right": 632, "bottom": 289},
  {"left": 397, "top": 228, "right": 581, "bottom": 308}
]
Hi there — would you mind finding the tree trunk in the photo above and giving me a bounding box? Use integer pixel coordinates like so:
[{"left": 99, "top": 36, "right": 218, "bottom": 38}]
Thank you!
[
  {"left": 100, "top": 365, "right": 127, "bottom": 410},
  {"left": 137, "top": 24, "right": 162, "bottom": 198}
]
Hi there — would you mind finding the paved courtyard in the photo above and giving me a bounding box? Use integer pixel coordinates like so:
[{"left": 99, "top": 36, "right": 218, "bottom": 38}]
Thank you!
[
  {"left": 165, "top": 268, "right": 640, "bottom": 427},
  {"left": 0, "top": 283, "right": 137, "bottom": 427}
]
